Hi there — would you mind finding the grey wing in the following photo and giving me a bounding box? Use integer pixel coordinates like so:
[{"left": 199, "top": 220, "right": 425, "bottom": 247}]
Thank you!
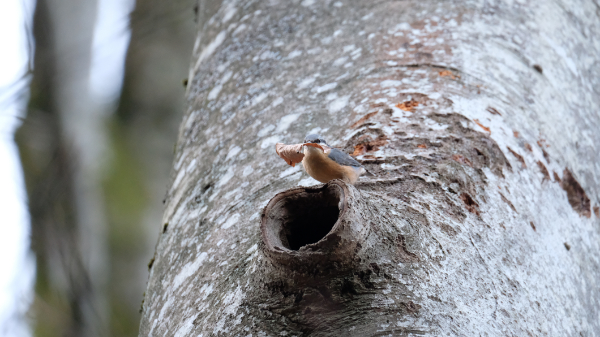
[{"left": 328, "top": 148, "right": 362, "bottom": 167}]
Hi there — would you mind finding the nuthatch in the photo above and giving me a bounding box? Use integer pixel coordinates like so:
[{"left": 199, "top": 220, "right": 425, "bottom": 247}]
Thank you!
[{"left": 302, "top": 134, "right": 365, "bottom": 184}]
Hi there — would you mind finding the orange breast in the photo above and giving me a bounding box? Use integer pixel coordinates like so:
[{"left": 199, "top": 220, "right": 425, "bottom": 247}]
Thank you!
[{"left": 302, "top": 147, "right": 359, "bottom": 184}]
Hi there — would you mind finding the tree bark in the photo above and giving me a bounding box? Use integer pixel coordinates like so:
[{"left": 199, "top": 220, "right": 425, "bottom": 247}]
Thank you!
[{"left": 140, "top": 0, "right": 600, "bottom": 335}]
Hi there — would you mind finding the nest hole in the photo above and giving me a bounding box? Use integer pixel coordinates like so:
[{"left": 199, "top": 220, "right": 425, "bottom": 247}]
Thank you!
[{"left": 276, "top": 187, "right": 342, "bottom": 250}]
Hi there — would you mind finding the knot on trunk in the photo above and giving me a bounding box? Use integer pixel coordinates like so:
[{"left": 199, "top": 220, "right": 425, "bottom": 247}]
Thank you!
[{"left": 260, "top": 180, "right": 368, "bottom": 271}]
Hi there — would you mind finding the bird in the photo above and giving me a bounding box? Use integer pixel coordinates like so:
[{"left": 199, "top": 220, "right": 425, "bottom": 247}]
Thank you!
[{"left": 301, "top": 133, "right": 365, "bottom": 184}]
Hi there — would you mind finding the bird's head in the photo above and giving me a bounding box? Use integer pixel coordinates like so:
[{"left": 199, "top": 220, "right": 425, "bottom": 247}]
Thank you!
[{"left": 304, "top": 133, "right": 328, "bottom": 146}]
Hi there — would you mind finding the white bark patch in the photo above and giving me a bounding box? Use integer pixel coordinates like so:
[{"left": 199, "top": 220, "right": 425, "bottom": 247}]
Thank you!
[
  {"left": 232, "top": 23, "right": 246, "bottom": 36},
  {"left": 213, "top": 286, "right": 246, "bottom": 333},
  {"left": 222, "top": 6, "right": 237, "bottom": 23},
  {"left": 174, "top": 151, "right": 187, "bottom": 170},
  {"left": 279, "top": 165, "right": 301, "bottom": 178},
  {"left": 543, "top": 35, "right": 578, "bottom": 76},
  {"left": 221, "top": 213, "right": 240, "bottom": 229},
  {"left": 312, "top": 82, "right": 337, "bottom": 94},
  {"left": 199, "top": 283, "right": 214, "bottom": 301},
  {"left": 173, "top": 252, "right": 208, "bottom": 289},
  {"left": 174, "top": 313, "right": 199, "bottom": 337},
  {"left": 259, "top": 50, "right": 278, "bottom": 60},
  {"left": 217, "top": 167, "right": 236, "bottom": 187},
  {"left": 242, "top": 165, "right": 254, "bottom": 177},
  {"left": 246, "top": 244, "right": 257, "bottom": 254},
  {"left": 328, "top": 95, "right": 349, "bottom": 114},
  {"left": 220, "top": 70, "right": 233, "bottom": 83},
  {"left": 297, "top": 77, "right": 316, "bottom": 89},
  {"left": 325, "top": 93, "right": 338, "bottom": 102},
  {"left": 343, "top": 44, "right": 356, "bottom": 53},
  {"left": 261, "top": 135, "right": 279, "bottom": 149},
  {"left": 251, "top": 92, "right": 269, "bottom": 106},
  {"left": 307, "top": 126, "right": 323, "bottom": 135},
  {"left": 287, "top": 50, "right": 302, "bottom": 59},
  {"left": 172, "top": 168, "right": 186, "bottom": 190},
  {"left": 277, "top": 113, "right": 301, "bottom": 132},
  {"left": 271, "top": 97, "right": 284, "bottom": 107},
  {"left": 194, "top": 31, "right": 227, "bottom": 71},
  {"left": 380, "top": 80, "right": 402, "bottom": 88},
  {"left": 184, "top": 110, "right": 198, "bottom": 130},
  {"left": 361, "top": 12, "right": 373, "bottom": 20},
  {"left": 208, "top": 84, "right": 222, "bottom": 100},
  {"left": 226, "top": 146, "right": 241, "bottom": 161},
  {"left": 185, "top": 159, "right": 197, "bottom": 173},
  {"left": 307, "top": 47, "right": 322, "bottom": 55},
  {"left": 333, "top": 56, "right": 348, "bottom": 66},
  {"left": 257, "top": 124, "right": 275, "bottom": 137},
  {"left": 156, "top": 295, "right": 174, "bottom": 328},
  {"left": 298, "top": 177, "right": 320, "bottom": 186},
  {"left": 192, "top": 35, "right": 202, "bottom": 55}
]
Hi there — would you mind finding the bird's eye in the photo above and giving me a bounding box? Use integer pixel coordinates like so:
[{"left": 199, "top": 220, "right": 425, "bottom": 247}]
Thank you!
[{"left": 315, "top": 139, "right": 320, "bottom": 143}]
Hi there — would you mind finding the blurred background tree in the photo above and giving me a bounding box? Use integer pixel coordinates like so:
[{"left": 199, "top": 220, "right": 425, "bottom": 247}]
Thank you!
[{"left": 15, "top": 0, "right": 196, "bottom": 335}]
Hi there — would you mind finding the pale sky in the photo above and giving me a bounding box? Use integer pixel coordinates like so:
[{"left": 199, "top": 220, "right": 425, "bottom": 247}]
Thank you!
[{"left": 0, "top": 0, "right": 35, "bottom": 335}]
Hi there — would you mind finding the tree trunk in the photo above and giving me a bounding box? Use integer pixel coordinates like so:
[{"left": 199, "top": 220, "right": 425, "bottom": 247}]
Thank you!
[{"left": 139, "top": 0, "right": 600, "bottom": 335}]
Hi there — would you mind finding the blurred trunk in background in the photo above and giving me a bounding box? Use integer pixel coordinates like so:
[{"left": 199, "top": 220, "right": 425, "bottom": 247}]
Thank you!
[
  {"left": 18, "top": 0, "right": 108, "bottom": 335},
  {"left": 17, "top": 0, "right": 195, "bottom": 335}
]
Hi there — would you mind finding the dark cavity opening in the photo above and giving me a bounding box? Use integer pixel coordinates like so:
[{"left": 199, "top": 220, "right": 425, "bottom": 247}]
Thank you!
[{"left": 277, "top": 187, "right": 342, "bottom": 250}]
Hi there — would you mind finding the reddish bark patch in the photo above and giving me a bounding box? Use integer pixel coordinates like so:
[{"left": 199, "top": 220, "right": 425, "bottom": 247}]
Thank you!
[
  {"left": 452, "top": 154, "right": 473, "bottom": 167},
  {"left": 513, "top": 131, "right": 519, "bottom": 138},
  {"left": 560, "top": 168, "right": 591, "bottom": 218},
  {"left": 536, "top": 161, "right": 550, "bottom": 181},
  {"left": 524, "top": 143, "right": 532, "bottom": 152},
  {"left": 500, "top": 193, "right": 517, "bottom": 213},
  {"left": 438, "top": 70, "right": 459, "bottom": 79},
  {"left": 351, "top": 145, "right": 365, "bottom": 156},
  {"left": 541, "top": 148, "right": 550, "bottom": 162},
  {"left": 553, "top": 171, "right": 561, "bottom": 183},
  {"left": 564, "top": 243, "right": 571, "bottom": 251},
  {"left": 395, "top": 100, "right": 419, "bottom": 112},
  {"left": 486, "top": 106, "right": 501, "bottom": 116},
  {"left": 351, "top": 111, "right": 379, "bottom": 128},
  {"left": 530, "top": 221, "right": 536, "bottom": 231},
  {"left": 352, "top": 136, "right": 388, "bottom": 156},
  {"left": 417, "top": 144, "right": 427, "bottom": 149},
  {"left": 460, "top": 193, "right": 480, "bottom": 215},
  {"left": 507, "top": 147, "right": 526, "bottom": 168},
  {"left": 593, "top": 206, "right": 599, "bottom": 218},
  {"left": 473, "top": 119, "right": 490, "bottom": 133}
]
